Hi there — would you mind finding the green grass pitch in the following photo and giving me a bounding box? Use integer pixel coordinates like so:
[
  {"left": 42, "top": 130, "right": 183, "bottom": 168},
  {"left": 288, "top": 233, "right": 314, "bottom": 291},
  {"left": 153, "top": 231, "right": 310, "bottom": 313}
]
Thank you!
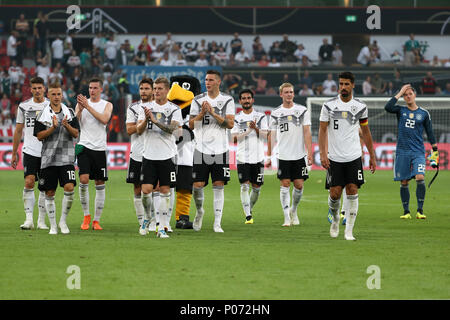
[{"left": 0, "top": 169, "right": 449, "bottom": 300}]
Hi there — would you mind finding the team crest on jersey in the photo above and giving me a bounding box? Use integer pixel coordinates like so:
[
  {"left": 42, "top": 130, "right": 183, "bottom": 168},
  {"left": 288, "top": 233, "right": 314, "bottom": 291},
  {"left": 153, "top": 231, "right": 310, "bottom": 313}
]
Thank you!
[
  {"left": 416, "top": 114, "right": 422, "bottom": 120},
  {"left": 342, "top": 111, "right": 348, "bottom": 119},
  {"left": 217, "top": 101, "right": 224, "bottom": 109},
  {"left": 39, "top": 178, "right": 45, "bottom": 185},
  {"left": 350, "top": 106, "right": 357, "bottom": 114},
  {"left": 409, "top": 113, "right": 414, "bottom": 119}
]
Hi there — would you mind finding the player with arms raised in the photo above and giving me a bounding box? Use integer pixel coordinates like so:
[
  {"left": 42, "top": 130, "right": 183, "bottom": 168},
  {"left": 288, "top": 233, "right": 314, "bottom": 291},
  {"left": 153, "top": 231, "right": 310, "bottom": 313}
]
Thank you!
[
  {"left": 189, "top": 70, "right": 235, "bottom": 233},
  {"left": 385, "top": 84, "right": 438, "bottom": 219},
  {"left": 267, "top": 83, "right": 312, "bottom": 227},
  {"left": 231, "top": 89, "right": 268, "bottom": 224},
  {"left": 319, "top": 71, "right": 376, "bottom": 240},
  {"left": 11, "top": 77, "right": 49, "bottom": 230}
]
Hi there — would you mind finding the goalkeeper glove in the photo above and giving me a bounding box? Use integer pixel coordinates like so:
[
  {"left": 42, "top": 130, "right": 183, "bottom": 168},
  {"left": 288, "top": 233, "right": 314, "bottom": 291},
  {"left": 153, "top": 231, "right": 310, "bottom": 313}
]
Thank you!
[{"left": 428, "top": 147, "right": 439, "bottom": 168}]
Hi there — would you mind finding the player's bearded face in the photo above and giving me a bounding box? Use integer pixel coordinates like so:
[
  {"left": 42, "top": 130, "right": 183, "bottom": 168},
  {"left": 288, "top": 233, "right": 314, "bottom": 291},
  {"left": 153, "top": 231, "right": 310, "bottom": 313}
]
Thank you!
[
  {"left": 139, "top": 85, "right": 152, "bottom": 101},
  {"left": 339, "top": 79, "right": 354, "bottom": 98},
  {"left": 240, "top": 94, "right": 253, "bottom": 110}
]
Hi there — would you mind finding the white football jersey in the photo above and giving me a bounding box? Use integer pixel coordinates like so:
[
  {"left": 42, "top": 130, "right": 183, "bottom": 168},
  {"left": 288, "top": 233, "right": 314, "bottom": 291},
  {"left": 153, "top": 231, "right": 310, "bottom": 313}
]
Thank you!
[
  {"left": 78, "top": 99, "right": 109, "bottom": 151},
  {"left": 269, "top": 103, "right": 311, "bottom": 161},
  {"left": 126, "top": 100, "right": 146, "bottom": 162},
  {"left": 189, "top": 92, "right": 235, "bottom": 155},
  {"left": 16, "top": 98, "right": 49, "bottom": 157},
  {"left": 176, "top": 115, "right": 195, "bottom": 167},
  {"left": 138, "top": 101, "right": 182, "bottom": 161},
  {"left": 319, "top": 96, "right": 368, "bottom": 163},
  {"left": 231, "top": 110, "right": 268, "bottom": 164}
]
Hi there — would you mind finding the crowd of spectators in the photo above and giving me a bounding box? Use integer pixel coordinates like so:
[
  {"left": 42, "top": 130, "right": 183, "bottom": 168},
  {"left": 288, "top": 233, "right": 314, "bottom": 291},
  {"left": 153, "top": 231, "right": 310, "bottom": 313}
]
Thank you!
[{"left": 1, "top": 15, "right": 450, "bottom": 128}]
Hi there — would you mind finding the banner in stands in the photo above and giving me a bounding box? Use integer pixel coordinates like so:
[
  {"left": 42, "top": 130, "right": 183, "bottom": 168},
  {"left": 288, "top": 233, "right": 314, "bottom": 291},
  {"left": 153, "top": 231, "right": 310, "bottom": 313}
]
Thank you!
[
  {"left": 1, "top": 143, "right": 448, "bottom": 171},
  {"left": 118, "top": 65, "right": 222, "bottom": 95}
]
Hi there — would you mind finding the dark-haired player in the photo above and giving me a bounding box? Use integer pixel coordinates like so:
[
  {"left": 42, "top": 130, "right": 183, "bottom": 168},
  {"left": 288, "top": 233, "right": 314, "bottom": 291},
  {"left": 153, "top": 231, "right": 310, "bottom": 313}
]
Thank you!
[
  {"left": 319, "top": 71, "right": 376, "bottom": 240},
  {"left": 189, "top": 70, "right": 235, "bottom": 233},
  {"left": 75, "top": 78, "right": 113, "bottom": 230},
  {"left": 231, "top": 89, "right": 268, "bottom": 224},
  {"left": 126, "top": 78, "right": 153, "bottom": 226},
  {"left": 11, "top": 77, "right": 49, "bottom": 230}
]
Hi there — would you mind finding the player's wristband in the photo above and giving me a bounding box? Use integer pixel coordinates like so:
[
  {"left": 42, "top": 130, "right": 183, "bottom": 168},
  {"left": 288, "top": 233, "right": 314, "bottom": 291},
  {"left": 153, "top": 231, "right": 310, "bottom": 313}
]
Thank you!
[{"left": 432, "top": 146, "right": 438, "bottom": 152}]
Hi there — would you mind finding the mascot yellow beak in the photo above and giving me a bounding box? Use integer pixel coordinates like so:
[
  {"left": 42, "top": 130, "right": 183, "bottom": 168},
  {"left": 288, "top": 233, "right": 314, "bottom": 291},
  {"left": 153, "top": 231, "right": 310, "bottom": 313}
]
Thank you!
[{"left": 167, "top": 83, "right": 194, "bottom": 110}]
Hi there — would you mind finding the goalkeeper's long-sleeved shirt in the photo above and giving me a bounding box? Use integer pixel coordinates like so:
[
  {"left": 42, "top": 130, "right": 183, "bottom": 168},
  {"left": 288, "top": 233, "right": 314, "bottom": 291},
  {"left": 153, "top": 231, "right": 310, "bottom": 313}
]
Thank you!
[{"left": 385, "top": 97, "right": 436, "bottom": 156}]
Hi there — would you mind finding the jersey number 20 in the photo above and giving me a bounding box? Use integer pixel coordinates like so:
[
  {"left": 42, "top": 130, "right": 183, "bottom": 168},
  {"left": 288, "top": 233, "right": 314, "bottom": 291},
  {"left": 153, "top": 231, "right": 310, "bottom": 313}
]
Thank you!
[{"left": 279, "top": 123, "right": 289, "bottom": 133}]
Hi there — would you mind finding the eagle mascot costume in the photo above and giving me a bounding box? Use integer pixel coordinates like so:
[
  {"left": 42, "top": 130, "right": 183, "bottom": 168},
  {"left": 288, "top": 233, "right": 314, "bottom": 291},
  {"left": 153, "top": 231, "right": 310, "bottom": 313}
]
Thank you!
[{"left": 167, "top": 75, "right": 201, "bottom": 229}]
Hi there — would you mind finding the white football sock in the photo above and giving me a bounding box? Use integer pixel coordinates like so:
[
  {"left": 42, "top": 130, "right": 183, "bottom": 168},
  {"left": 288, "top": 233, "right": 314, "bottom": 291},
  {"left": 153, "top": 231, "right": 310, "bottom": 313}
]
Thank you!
[
  {"left": 193, "top": 187, "right": 204, "bottom": 214},
  {"left": 142, "top": 192, "right": 153, "bottom": 221},
  {"left": 249, "top": 186, "right": 260, "bottom": 211},
  {"left": 45, "top": 195, "right": 57, "bottom": 229},
  {"left": 328, "top": 194, "right": 341, "bottom": 217},
  {"left": 345, "top": 194, "right": 359, "bottom": 234},
  {"left": 159, "top": 192, "right": 170, "bottom": 230},
  {"left": 94, "top": 184, "right": 105, "bottom": 222},
  {"left": 23, "top": 188, "right": 35, "bottom": 222},
  {"left": 133, "top": 194, "right": 145, "bottom": 224},
  {"left": 280, "top": 186, "right": 291, "bottom": 221},
  {"left": 291, "top": 187, "right": 303, "bottom": 214},
  {"left": 240, "top": 184, "right": 251, "bottom": 217},
  {"left": 60, "top": 191, "right": 74, "bottom": 224},
  {"left": 79, "top": 183, "right": 90, "bottom": 216},
  {"left": 213, "top": 185, "right": 225, "bottom": 227},
  {"left": 341, "top": 188, "right": 348, "bottom": 214},
  {"left": 38, "top": 191, "right": 46, "bottom": 222},
  {"left": 153, "top": 192, "right": 161, "bottom": 225}
]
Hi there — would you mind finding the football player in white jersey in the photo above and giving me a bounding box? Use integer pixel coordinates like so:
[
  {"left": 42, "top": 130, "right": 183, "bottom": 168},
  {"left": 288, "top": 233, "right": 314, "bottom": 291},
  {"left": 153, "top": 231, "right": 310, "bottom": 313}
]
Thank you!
[
  {"left": 11, "top": 77, "right": 49, "bottom": 230},
  {"left": 319, "top": 71, "right": 376, "bottom": 240},
  {"left": 75, "top": 78, "right": 113, "bottom": 231},
  {"left": 267, "top": 83, "right": 312, "bottom": 227},
  {"left": 231, "top": 89, "right": 268, "bottom": 224},
  {"left": 137, "top": 77, "right": 182, "bottom": 239},
  {"left": 189, "top": 70, "right": 235, "bottom": 233},
  {"left": 126, "top": 78, "right": 153, "bottom": 226}
]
